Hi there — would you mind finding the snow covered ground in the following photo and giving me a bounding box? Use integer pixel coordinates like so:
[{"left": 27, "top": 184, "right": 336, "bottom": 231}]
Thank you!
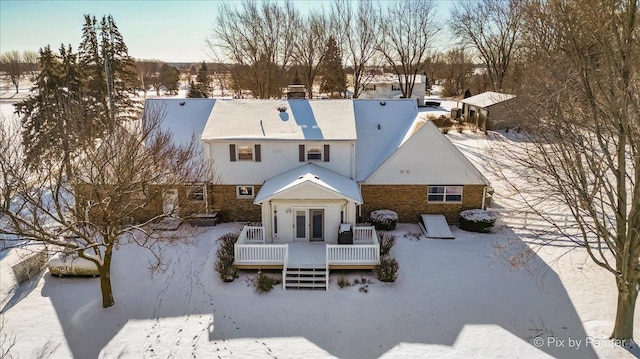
[{"left": 2, "top": 219, "right": 636, "bottom": 358}]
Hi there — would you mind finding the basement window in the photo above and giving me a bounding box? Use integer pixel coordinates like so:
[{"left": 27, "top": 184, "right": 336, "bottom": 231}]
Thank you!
[
  {"left": 237, "top": 186, "right": 254, "bottom": 199},
  {"left": 428, "top": 186, "right": 463, "bottom": 203}
]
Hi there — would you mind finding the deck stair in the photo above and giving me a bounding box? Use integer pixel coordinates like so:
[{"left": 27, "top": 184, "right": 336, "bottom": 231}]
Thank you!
[{"left": 284, "top": 265, "right": 328, "bottom": 290}]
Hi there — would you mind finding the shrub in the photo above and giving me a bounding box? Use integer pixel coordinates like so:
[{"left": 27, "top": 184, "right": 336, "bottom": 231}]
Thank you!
[
  {"left": 376, "top": 256, "right": 399, "bottom": 282},
  {"left": 253, "top": 270, "right": 279, "bottom": 293},
  {"left": 370, "top": 209, "right": 398, "bottom": 231},
  {"left": 378, "top": 232, "right": 396, "bottom": 256},
  {"left": 215, "top": 232, "right": 239, "bottom": 282},
  {"left": 459, "top": 209, "right": 497, "bottom": 233},
  {"left": 431, "top": 115, "right": 453, "bottom": 134},
  {"left": 337, "top": 276, "right": 351, "bottom": 288}
]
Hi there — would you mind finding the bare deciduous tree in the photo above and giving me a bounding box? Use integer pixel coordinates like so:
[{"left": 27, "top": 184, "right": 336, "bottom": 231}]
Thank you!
[
  {"left": 498, "top": 0, "right": 640, "bottom": 341},
  {"left": 330, "top": 0, "right": 379, "bottom": 98},
  {"left": 292, "top": 11, "right": 329, "bottom": 99},
  {"left": 210, "top": 0, "right": 298, "bottom": 99},
  {"left": 377, "top": 0, "right": 439, "bottom": 100},
  {"left": 0, "top": 51, "right": 24, "bottom": 93},
  {"left": 450, "top": 0, "right": 525, "bottom": 92},
  {"left": 0, "top": 106, "right": 206, "bottom": 309}
]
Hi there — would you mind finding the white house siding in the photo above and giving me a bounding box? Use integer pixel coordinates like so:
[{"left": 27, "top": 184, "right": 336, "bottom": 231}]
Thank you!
[
  {"left": 208, "top": 140, "right": 355, "bottom": 184},
  {"left": 365, "top": 121, "right": 489, "bottom": 186},
  {"left": 263, "top": 200, "right": 355, "bottom": 243}
]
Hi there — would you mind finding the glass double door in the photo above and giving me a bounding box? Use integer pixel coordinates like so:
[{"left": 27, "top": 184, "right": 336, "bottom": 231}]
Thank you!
[{"left": 294, "top": 208, "right": 324, "bottom": 242}]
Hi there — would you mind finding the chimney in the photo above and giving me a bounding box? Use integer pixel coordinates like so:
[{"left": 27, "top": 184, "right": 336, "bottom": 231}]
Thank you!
[{"left": 287, "top": 84, "right": 307, "bottom": 99}]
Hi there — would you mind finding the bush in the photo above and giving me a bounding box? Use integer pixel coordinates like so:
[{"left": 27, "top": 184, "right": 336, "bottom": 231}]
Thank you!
[
  {"left": 459, "top": 209, "right": 497, "bottom": 233},
  {"left": 215, "top": 232, "right": 239, "bottom": 282},
  {"left": 337, "top": 276, "right": 351, "bottom": 288},
  {"left": 253, "top": 270, "right": 279, "bottom": 293},
  {"left": 370, "top": 209, "right": 398, "bottom": 231},
  {"left": 378, "top": 232, "right": 396, "bottom": 256},
  {"left": 376, "top": 256, "right": 399, "bottom": 282},
  {"left": 431, "top": 115, "right": 453, "bottom": 134}
]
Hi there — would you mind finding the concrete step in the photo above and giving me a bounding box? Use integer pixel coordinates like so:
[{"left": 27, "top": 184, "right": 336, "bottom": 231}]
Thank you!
[{"left": 285, "top": 282, "right": 327, "bottom": 289}]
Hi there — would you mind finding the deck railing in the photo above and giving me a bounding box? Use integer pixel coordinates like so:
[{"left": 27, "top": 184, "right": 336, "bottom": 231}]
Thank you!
[
  {"left": 235, "top": 243, "right": 288, "bottom": 265},
  {"left": 237, "top": 226, "right": 266, "bottom": 244},
  {"left": 326, "top": 226, "right": 380, "bottom": 265}
]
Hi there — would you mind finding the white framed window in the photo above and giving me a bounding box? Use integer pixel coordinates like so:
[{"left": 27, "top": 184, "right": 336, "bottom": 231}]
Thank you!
[
  {"left": 364, "top": 84, "right": 377, "bottom": 91},
  {"left": 236, "top": 185, "right": 254, "bottom": 199},
  {"left": 299, "top": 144, "right": 330, "bottom": 162},
  {"left": 237, "top": 145, "right": 253, "bottom": 161},
  {"left": 391, "top": 84, "right": 402, "bottom": 91},
  {"left": 428, "top": 186, "right": 463, "bottom": 203},
  {"left": 187, "top": 185, "right": 205, "bottom": 202}
]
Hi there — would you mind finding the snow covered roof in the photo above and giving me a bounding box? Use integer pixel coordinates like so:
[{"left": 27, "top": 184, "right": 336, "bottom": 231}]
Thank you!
[
  {"left": 254, "top": 163, "right": 362, "bottom": 204},
  {"left": 354, "top": 99, "right": 419, "bottom": 181},
  {"left": 144, "top": 98, "right": 215, "bottom": 150},
  {"left": 460, "top": 91, "right": 515, "bottom": 108},
  {"left": 201, "top": 99, "right": 356, "bottom": 141},
  {"left": 369, "top": 74, "right": 426, "bottom": 85}
]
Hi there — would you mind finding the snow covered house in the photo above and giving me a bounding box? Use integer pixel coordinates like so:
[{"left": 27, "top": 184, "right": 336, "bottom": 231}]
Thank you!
[
  {"left": 150, "top": 97, "right": 489, "bottom": 287},
  {"left": 460, "top": 91, "right": 517, "bottom": 130},
  {"left": 359, "top": 74, "right": 428, "bottom": 107}
]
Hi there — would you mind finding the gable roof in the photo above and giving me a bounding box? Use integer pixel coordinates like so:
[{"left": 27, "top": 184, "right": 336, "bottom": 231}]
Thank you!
[
  {"left": 254, "top": 163, "right": 362, "bottom": 204},
  {"left": 460, "top": 91, "right": 515, "bottom": 108},
  {"left": 365, "top": 120, "right": 490, "bottom": 185},
  {"left": 354, "top": 99, "right": 419, "bottom": 181},
  {"left": 201, "top": 99, "right": 356, "bottom": 141},
  {"left": 144, "top": 98, "right": 215, "bottom": 150}
]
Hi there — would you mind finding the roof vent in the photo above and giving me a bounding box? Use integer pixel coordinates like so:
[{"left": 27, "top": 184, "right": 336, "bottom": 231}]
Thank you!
[
  {"left": 380, "top": 101, "right": 386, "bottom": 106},
  {"left": 179, "top": 101, "right": 186, "bottom": 106},
  {"left": 314, "top": 175, "right": 320, "bottom": 179},
  {"left": 377, "top": 124, "right": 381, "bottom": 130},
  {"left": 298, "top": 175, "right": 304, "bottom": 179},
  {"left": 277, "top": 106, "right": 287, "bottom": 113}
]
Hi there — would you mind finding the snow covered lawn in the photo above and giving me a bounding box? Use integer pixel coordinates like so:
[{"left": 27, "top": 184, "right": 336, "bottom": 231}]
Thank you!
[{"left": 1, "top": 221, "right": 637, "bottom": 358}]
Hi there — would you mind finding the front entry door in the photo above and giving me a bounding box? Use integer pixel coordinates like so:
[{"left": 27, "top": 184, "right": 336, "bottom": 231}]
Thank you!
[{"left": 310, "top": 209, "right": 324, "bottom": 242}]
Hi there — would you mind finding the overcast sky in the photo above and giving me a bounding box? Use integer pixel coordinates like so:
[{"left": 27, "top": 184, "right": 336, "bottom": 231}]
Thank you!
[{"left": 1, "top": 0, "right": 456, "bottom": 63}]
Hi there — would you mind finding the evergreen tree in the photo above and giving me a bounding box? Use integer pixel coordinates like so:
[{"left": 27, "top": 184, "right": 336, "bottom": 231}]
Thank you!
[
  {"left": 159, "top": 64, "right": 180, "bottom": 95},
  {"left": 196, "top": 62, "right": 211, "bottom": 97},
  {"left": 79, "top": 14, "right": 140, "bottom": 124},
  {"left": 319, "top": 36, "right": 347, "bottom": 98},
  {"left": 15, "top": 45, "right": 84, "bottom": 172},
  {"left": 187, "top": 80, "right": 204, "bottom": 98}
]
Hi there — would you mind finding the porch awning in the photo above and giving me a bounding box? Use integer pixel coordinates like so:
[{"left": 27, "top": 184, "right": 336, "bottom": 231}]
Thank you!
[{"left": 254, "top": 163, "right": 363, "bottom": 204}]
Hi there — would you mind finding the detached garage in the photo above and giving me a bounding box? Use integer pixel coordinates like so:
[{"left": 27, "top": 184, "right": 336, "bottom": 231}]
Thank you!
[{"left": 460, "top": 91, "right": 516, "bottom": 130}]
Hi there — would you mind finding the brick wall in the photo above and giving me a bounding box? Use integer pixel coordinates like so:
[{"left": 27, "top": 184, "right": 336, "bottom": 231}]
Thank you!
[
  {"left": 360, "top": 184, "right": 486, "bottom": 223},
  {"left": 210, "top": 185, "right": 262, "bottom": 222}
]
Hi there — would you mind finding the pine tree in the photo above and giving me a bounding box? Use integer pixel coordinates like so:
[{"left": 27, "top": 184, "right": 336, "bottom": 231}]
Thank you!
[
  {"left": 319, "top": 36, "right": 347, "bottom": 98},
  {"left": 159, "top": 64, "right": 180, "bottom": 95},
  {"left": 187, "top": 80, "right": 204, "bottom": 98},
  {"left": 78, "top": 14, "right": 140, "bottom": 124},
  {"left": 196, "top": 62, "right": 211, "bottom": 97},
  {"left": 15, "top": 45, "right": 84, "bottom": 172}
]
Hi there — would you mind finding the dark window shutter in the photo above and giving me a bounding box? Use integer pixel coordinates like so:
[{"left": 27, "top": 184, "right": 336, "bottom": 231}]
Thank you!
[
  {"left": 299, "top": 144, "right": 305, "bottom": 162},
  {"left": 255, "top": 144, "right": 261, "bottom": 162},
  {"left": 229, "top": 144, "right": 236, "bottom": 162},
  {"left": 323, "top": 144, "right": 330, "bottom": 162}
]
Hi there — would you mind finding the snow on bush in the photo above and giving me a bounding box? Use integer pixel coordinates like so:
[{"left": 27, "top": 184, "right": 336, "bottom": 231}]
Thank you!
[
  {"left": 376, "top": 256, "right": 399, "bottom": 282},
  {"left": 378, "top": 232, "right": 396, "bottom": 256},
  {"left": 370, "top": 209, "right": 398, "bottom": 231},
  {"left": 459, "top": 209, "right": 497, "bottom": 233},
  {"left": 215, "top": 232, "right": 239, "bottom": 282}
]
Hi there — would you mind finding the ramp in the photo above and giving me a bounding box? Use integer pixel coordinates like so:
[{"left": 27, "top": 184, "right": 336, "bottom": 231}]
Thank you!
[{"left": 420, "top": 214, "right": 455, "bottom": 239}]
